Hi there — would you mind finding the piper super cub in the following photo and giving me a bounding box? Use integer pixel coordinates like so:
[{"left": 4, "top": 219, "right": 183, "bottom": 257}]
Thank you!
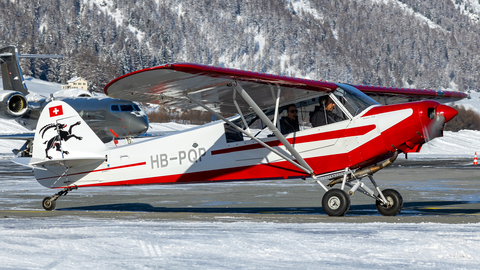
[{"left": 13, "top": 63, "right": 467, "bottom": 216}]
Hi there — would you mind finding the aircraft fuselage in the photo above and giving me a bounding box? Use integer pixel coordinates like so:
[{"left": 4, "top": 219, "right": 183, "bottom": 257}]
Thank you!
[{"left": 33, "top": 99, "right": 456, "bottom": 188}]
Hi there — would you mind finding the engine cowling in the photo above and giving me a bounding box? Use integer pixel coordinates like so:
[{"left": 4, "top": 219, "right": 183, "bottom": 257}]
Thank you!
[{"left": 0, "top": 90, "right": 28, "bottom": 119}]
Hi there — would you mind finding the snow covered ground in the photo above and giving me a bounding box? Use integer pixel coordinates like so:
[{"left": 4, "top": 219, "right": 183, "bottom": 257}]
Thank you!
[{"left": 1, "top": 219, "right": 480, "bottom": 269}]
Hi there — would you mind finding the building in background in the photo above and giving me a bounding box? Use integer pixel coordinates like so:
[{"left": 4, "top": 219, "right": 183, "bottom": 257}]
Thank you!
[{"left": 62, "top": 77, "right": 88, "bottom": 91}]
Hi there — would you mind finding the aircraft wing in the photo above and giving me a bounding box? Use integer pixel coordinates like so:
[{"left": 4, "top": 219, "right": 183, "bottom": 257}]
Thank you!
[
  {"left": 104, "top": 63, "right": 468, "bottom": 112},
  {"left": 352, "top": 84, "right": 468, "bottom": 105},
  {"left": 105, "top": 63, "right": 338, "bottom": 114}
]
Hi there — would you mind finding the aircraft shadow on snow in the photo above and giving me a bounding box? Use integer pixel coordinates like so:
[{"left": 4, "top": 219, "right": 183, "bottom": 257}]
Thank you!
[{"left": 57, "top": 200, "right": 480, "bottom": 216}]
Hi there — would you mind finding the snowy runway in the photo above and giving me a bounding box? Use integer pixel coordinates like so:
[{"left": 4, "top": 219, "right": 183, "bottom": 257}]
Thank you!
[{"left": 1, "top": 218, "right": 480, "bottom": 269}]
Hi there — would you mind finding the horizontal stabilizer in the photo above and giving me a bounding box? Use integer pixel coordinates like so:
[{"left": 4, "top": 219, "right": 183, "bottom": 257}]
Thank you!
[
  {"left": 0, "top": 133, "right": 34, "bottom": 140},
  {"left": 17, "top": 54, "right": 62, "bottom": 59},
  {"left": 11, "top": 157, "right": 34, "bottom": 167},
  {"left": 13, "top": 156, "right": 106, "bottom": 168}
]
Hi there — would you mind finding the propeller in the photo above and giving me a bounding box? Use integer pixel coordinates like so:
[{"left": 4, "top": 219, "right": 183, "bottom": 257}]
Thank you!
[{"left": 424, "top": 104, "right": 458, "bottom": 142}]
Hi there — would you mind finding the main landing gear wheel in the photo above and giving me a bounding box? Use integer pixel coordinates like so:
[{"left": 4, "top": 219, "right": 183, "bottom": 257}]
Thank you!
[
  {"left": 322, "top": 189, "right": 351, "bottom": 216},
  {"left": 42, "top": 196, "right": 56, "bottom": 211},
  {"left": 376, "top": 189, "right": 403, "bottom": 216}
]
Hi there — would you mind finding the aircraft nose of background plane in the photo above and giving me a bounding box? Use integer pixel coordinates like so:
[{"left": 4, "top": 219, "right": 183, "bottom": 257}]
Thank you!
[
  {"left": 137, "top": 114, "right": 149, "bottom": 134},
  {"left": 436, "top": 104, "right": 458, "bottom": 123}
]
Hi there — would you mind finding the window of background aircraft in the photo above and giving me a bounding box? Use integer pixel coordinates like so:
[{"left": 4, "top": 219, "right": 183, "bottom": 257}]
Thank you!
[{"left": 111, "top": 104, "right": 142, "bottom": 112}]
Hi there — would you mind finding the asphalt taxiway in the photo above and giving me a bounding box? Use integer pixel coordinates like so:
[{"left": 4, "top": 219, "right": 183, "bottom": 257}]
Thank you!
[{"left": 1, "top": 158, "right": 479, "bottom": 223}]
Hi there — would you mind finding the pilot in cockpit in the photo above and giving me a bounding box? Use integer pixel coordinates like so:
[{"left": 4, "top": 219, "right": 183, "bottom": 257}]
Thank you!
[
  {"left": 310, "top": 96, "right": 343, "bottom": 127},
  {"left": 279, "top": 104, "right": 300, "bottom": 134}
]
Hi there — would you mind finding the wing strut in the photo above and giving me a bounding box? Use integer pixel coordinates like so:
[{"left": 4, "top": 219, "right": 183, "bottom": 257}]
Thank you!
[
  {"left": 270, "top": 85, "right": 281, "bottom": 128},
  {"left": 231, "top": 81, "right": 315, "bottom": 176},
  {"left": 232, "top": 88, "right": 252, "bottom": 135},
  {"left": 185, "top": 88, "right": 315, "bottom": 176}
]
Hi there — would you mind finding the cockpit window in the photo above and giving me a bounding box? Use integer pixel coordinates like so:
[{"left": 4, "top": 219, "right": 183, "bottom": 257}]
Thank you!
[
  {"left": 120, "top": 105, "right": 134, "bottom": 112},
  {"left": 111, "top": 104, "right": 143, "bottom": 112},
  {"left": 224, "top": 86, "right": 379, "bottom": 143},
  {"left": 334, "top": 84, "right": 379, "bottom": 117}
]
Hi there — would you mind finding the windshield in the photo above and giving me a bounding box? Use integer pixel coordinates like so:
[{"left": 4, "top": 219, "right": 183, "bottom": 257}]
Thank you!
[{"left": 334, "top": 84, "right": 379, "bottom": 117}]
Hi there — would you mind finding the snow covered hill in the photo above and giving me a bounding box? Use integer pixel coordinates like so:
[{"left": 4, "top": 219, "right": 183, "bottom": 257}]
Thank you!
[{"left": 4, "top": 0, "right": 480, "bottom": 93}]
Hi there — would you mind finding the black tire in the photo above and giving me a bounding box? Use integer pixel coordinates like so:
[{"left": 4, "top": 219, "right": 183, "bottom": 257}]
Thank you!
[
  {"left": 376, "top": 189, "right": 403, "bottom": 216},
  {"left": 322, "top": 189, "right": 351, "bottom": 216},
  {"left": 42, "top": 197, "right": 56, "bottom": 211}
]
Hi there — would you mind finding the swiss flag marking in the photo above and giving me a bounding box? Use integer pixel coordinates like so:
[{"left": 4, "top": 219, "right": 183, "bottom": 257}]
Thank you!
[{"left": 49, "top": 105, "right": 63, "bottom": 117}]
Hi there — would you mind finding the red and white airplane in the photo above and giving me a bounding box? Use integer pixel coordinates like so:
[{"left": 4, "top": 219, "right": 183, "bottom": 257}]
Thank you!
[{"left": 13, "top": 64, "right": 467, "bottom": 216}]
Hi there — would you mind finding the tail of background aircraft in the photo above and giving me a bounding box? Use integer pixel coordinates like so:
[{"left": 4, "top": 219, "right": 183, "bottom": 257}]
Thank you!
[
  {"left": 0, "top": 46, "right": 29, "bottom": 94},
  {"left": 31, "top": 100, "right": 107, "bottom": 162},
  {"left": 0, "top": 45, "right": 62, "bottom": 94},
  {"left": 0, "top": 45, "right": 62, "bottom": 119}
]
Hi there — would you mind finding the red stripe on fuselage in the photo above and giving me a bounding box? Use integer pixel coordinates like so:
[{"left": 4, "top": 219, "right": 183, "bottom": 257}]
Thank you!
[
  {"left": 211, "top": 124, "right": 376, "bottom": 155},
  {"left": 76, "top": 158, "right": 317, "bottom": 187},
  {"left": 76, "top": 135, "right": 391, "bottom": 188}
]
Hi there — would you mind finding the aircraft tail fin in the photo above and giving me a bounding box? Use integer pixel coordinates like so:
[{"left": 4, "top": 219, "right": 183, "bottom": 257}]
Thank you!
[
  {"left": 0, "top": 45, "right": 62, "bottom": 95},
  {"left": 32, "top": 100, "right": 108, "bottom": 162},
  {"left": 0, "top": 46, "right": 28, "bottom": 94}
]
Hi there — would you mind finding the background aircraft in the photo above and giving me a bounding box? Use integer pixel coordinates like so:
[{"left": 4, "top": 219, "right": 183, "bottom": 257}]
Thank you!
[
  {"left": 0, "top": 45, "right": 149, "bottom": 154},
  {"left": 13, "top": 63, "right": 467, "bottom": 215}
]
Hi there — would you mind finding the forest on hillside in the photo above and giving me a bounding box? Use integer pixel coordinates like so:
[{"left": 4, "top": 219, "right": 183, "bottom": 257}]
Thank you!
[{"left": 1, "top": 0, "right": 480, "bottom": 93}]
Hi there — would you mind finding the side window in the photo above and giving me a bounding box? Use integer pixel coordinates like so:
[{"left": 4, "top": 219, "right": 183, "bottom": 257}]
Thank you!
[
  {"left": 329, "top": 98, "right": 349, "bottom": 122},
  {"left": 223, "top": 93, "right": 357, "bottom": 143},
  {"left": 111, "top": 105, "right": 119, "bottom": 112},
  {"left": 309, "top": 95, "right": 348, "bottom": 128},
  {"left": 224, "top": 124, "right": 244, "bottom": 143},
  {"left": 224, "top": 111, "right": 276, "bottom": 143}
]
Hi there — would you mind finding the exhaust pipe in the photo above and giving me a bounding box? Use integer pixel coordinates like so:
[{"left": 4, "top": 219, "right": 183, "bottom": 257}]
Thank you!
[{"left": 328, "top": 151, "right": 399, "bottom": 187}]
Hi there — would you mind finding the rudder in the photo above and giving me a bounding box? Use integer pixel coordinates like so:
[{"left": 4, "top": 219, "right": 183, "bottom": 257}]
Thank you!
[{"left": 32, "top": 101, "right": 107, "bottom": 161}]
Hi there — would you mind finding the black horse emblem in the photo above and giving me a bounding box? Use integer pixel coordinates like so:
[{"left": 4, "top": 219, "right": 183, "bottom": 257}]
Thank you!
[{"left": 40, "top": 121, "right": 83, "bottom": 159}]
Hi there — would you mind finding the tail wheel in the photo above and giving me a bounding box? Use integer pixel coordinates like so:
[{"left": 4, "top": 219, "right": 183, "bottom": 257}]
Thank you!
[
  {"left": 376, "top": 189, "right": 403, "bottom": 216},
  {"left": 42, "top": 196, "right": 56, "bottom": 211},
  {"left": 322, "top": 189, "right": 351, "bottom": 216}
]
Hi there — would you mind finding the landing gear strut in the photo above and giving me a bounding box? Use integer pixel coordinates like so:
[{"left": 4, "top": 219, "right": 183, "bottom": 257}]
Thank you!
[
  {"left": 313, "top": 152, "right": 403, "bottom": 216},
  {"left": 42, "top": 186, "right": 77, "bottom": 211}
]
